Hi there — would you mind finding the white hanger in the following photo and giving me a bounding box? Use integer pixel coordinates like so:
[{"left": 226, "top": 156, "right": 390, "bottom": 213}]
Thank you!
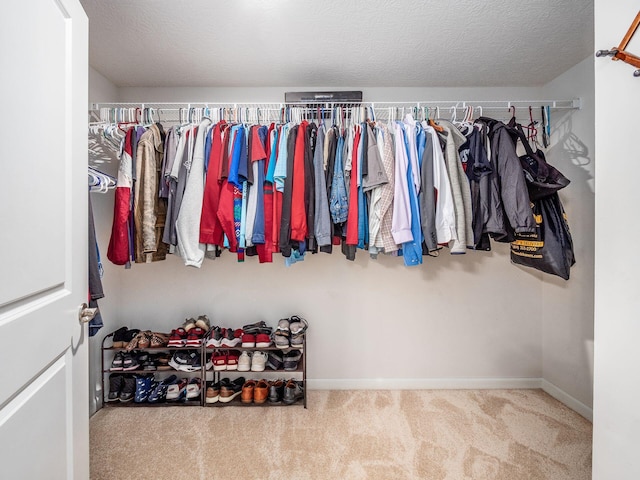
[{"left": 88, "top": 166, "right": 116, "bottom": 193}]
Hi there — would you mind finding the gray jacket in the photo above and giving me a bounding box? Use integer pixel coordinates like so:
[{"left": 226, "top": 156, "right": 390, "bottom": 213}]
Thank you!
[
  {"left": 484, "top": 120, "right": 536, "bottom": 241},
  {"left": 438, "top": 120, "right": 474, "bottom": 253}
]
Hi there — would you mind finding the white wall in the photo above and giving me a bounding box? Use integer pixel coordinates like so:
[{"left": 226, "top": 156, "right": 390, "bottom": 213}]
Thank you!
[
  {"left": 593, "top": 1, "right": 640, "bottom": 478},
  {"left": 117, "top": 86, "right": 544, "bottom": 104},
  {"left": 541, "top": 56, "right": 595, "bottom": 417},
  {"left": 100, "top": 84, "right": 553, "bottom": 391},
  {"left": 89, "top": 66, "right": 119, "bottom": 106}
]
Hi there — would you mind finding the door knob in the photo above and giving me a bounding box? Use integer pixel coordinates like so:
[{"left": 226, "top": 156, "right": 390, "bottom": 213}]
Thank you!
[{"left": 78, "top": 303, "right": 98, "bottom": 324}]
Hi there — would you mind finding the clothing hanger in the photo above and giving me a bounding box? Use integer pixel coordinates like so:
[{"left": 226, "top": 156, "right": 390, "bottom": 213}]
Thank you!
[
  {"left": 456, "top": 106, "right": 475, "bottom": 135},
  {"left": 526, "top": 106, "right": 539, "bottom": 145},
  {"left": 541, "top": 106, "right": 550, "bottom": 148},
  {"left": 117, "top": 107, "right": 140, "bottom": 133},
  {"left": 88, "top": 166, "right": 116, "bottom": 193},
  {"left": 428, "top": 106, "right": 444, "bottom": 132}
]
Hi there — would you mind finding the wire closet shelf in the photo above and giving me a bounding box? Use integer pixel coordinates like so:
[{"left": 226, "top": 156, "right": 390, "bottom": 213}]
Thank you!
[{"left": 90, "top": 99, "right": 581, "bottom": 125}]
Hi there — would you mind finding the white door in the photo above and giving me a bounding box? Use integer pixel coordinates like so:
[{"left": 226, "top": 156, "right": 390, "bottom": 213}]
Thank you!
[{"left": 0, "top": 0, "right": 89, "bottom": 479}]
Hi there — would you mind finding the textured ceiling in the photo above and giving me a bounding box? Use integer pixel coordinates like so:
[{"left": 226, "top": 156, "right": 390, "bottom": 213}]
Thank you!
[{"left": 80, "top": 0, "right": 593, "bottom": 88}]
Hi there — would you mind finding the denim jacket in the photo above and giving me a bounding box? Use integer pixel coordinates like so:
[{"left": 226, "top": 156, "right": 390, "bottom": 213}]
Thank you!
[{"left": 329, "top": 135, "right": 348, "bottom": 224}]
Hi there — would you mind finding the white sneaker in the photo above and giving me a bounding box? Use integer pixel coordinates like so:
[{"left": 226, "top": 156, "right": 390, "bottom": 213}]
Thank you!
[
  {"left": 238, "top": 351, "right": 252, "bottom": 372},
  {"left": 251, "top": 351, "right": 268, "bottom": 372}
]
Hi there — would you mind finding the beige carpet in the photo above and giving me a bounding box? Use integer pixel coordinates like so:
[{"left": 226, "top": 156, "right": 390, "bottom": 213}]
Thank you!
[{"left": 90, "top": 389, "right": 592, "bottom": 480}]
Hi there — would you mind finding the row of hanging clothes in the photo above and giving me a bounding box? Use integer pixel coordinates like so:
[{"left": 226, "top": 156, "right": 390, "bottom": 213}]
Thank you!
[
  {"left": 87, "top": 167, "right": 116, "bottom": 337},
  {"left": 99, "top": 103, "right": 573, "bottom": 276}
]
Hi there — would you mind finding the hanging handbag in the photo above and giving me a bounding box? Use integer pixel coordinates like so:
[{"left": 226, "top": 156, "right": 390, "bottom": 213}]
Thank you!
[{"left": 508, "top": 120, "right": 571, "bottom": 200}]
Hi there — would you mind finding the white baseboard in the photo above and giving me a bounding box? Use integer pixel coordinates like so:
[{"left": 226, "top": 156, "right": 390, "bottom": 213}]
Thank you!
[
  {"left": 541, "top": 379, "right": 593, "bottom": 421},
  {"left": 306, "top": 378, "right": 593, "bottom": 421},
  {"left": 307, "top": 377, "right": 542, "bottom": 390}
]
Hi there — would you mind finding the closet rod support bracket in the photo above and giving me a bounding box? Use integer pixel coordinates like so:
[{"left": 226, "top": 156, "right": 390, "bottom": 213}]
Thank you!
[{"left": 596, "top": 48, "right": 619, "bottom": 58}]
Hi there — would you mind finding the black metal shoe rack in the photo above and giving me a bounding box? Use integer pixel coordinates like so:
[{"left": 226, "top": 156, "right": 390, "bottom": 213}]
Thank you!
[{"left": 100, "top": 332, "right": 307, "bottom": 408}]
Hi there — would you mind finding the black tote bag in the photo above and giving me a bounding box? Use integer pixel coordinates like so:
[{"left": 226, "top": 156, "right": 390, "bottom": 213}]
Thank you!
[{"left": 510, "top": 193, "right": 575, "bottom": 280}]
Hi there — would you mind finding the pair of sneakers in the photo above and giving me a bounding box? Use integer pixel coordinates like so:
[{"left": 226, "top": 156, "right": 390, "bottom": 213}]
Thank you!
[
  {"left": 168, "top": 327, "right": 207, "bottom": 347},
  {"left": 205, "top": 327, "right": 243, "bottom": 348},
  {"left": 165, "top": 377, "right": 201, "bottom": 402},
  {"left": 237, "top": 351, "right": 268, "bottom": 372},
  {"left": 241, "top": 332, "right": 272, "bottom": 348},
  {"left": 110, "top": 352, "right": 141, "bottom": 371},
  {"left": 274, "top": 316, "right": 308, "bottom": 349},
  {"left": 168, "top": 350, "right": 202, "bottom": 372},
  {"left": 218, "top": 377, "right": 246, "bottom": 403},
  {"left": 146, "top": 375, "right": 177, "bottom": 403},
  {"left": 211, "top": 350, "right": 239, "bottom": 371}
]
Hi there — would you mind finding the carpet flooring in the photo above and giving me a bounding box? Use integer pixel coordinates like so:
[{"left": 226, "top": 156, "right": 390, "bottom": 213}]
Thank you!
[{"left": 90, "top": 389, "right": 592, "bottom": 480}]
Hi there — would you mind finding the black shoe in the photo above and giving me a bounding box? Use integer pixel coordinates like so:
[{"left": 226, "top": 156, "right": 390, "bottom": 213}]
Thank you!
[
  {"left": 122, "top": 353, "right": 140, "bottom": 371},
  {"left": 267, "top": 351, "right": 284, "bottom": 370},
  {"left": 283, "top": 379, "right": 304, "bottom": 405},
  {"left": 219, "top": 376, "right": 245, "bottom": 403},
  {"left": 268, "top": 379, "right": 285, "bottom": 403},
  {"left": 119, "top": 375, "right": 136, "bottom": 402},
  {"left": 168, "top": 349, "right": 202, "bottom": 372},
  {"left": 142, "top": 353, "right": 158, "bottom": 371},
  {"left": 242, "top": 320, "right": 267, "bottom": 333},
  {"left": 111, "top": 327, "right": 128, "bottom": 348},
  {"left": 107, "top": 374, "right": 124, "bottom": 402},
  {"left": 122, "top": 328, "right": 140, "bottom": 344},
  {"left": 110, "top": 352, "right": 125, "bottom": 371},
  {"left": 283, "top": 351, "right": 302, "bottom": 371}
]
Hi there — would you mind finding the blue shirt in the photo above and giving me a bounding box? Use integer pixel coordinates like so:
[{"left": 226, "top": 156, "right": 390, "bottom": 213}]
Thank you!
[
  {"left": 400, "top": 125, "right": 423, "bottom": 266},
  {"left": 265, "top": 127, "right": 279, "bottom": 184}
]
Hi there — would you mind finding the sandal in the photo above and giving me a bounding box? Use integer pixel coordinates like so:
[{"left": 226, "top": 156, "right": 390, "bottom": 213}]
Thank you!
[
  {"left": 150, "top": 332, "right": 169, "bottom": 348},
  {"left": 289, "top": 316, "right": 308, "bottom": 349},
  {"left": 137, "top": 331, "right": 152, "bottom": 349},
  {"left": 274, "top": 333, "right": 290, "bottom": 349},
  {"left": 276, "top": 318, "right": 290, "bottom": 335},
  {"left": 181, "top": 318, "right": 196, "bottom": 332},
  {"left": 195, "top": 315, "right": 211, "bottom": 332},
  {"left": 125, "top": 332, "right": 142, "bottom": 351},
  {"left": 274, "top": 318, "right": 290, "bottom": 349}
]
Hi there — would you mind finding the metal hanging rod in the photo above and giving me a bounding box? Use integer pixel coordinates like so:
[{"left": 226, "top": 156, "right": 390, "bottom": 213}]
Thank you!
[{"left": 92, "top": 99, "right": 581, "bottom": 110}]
